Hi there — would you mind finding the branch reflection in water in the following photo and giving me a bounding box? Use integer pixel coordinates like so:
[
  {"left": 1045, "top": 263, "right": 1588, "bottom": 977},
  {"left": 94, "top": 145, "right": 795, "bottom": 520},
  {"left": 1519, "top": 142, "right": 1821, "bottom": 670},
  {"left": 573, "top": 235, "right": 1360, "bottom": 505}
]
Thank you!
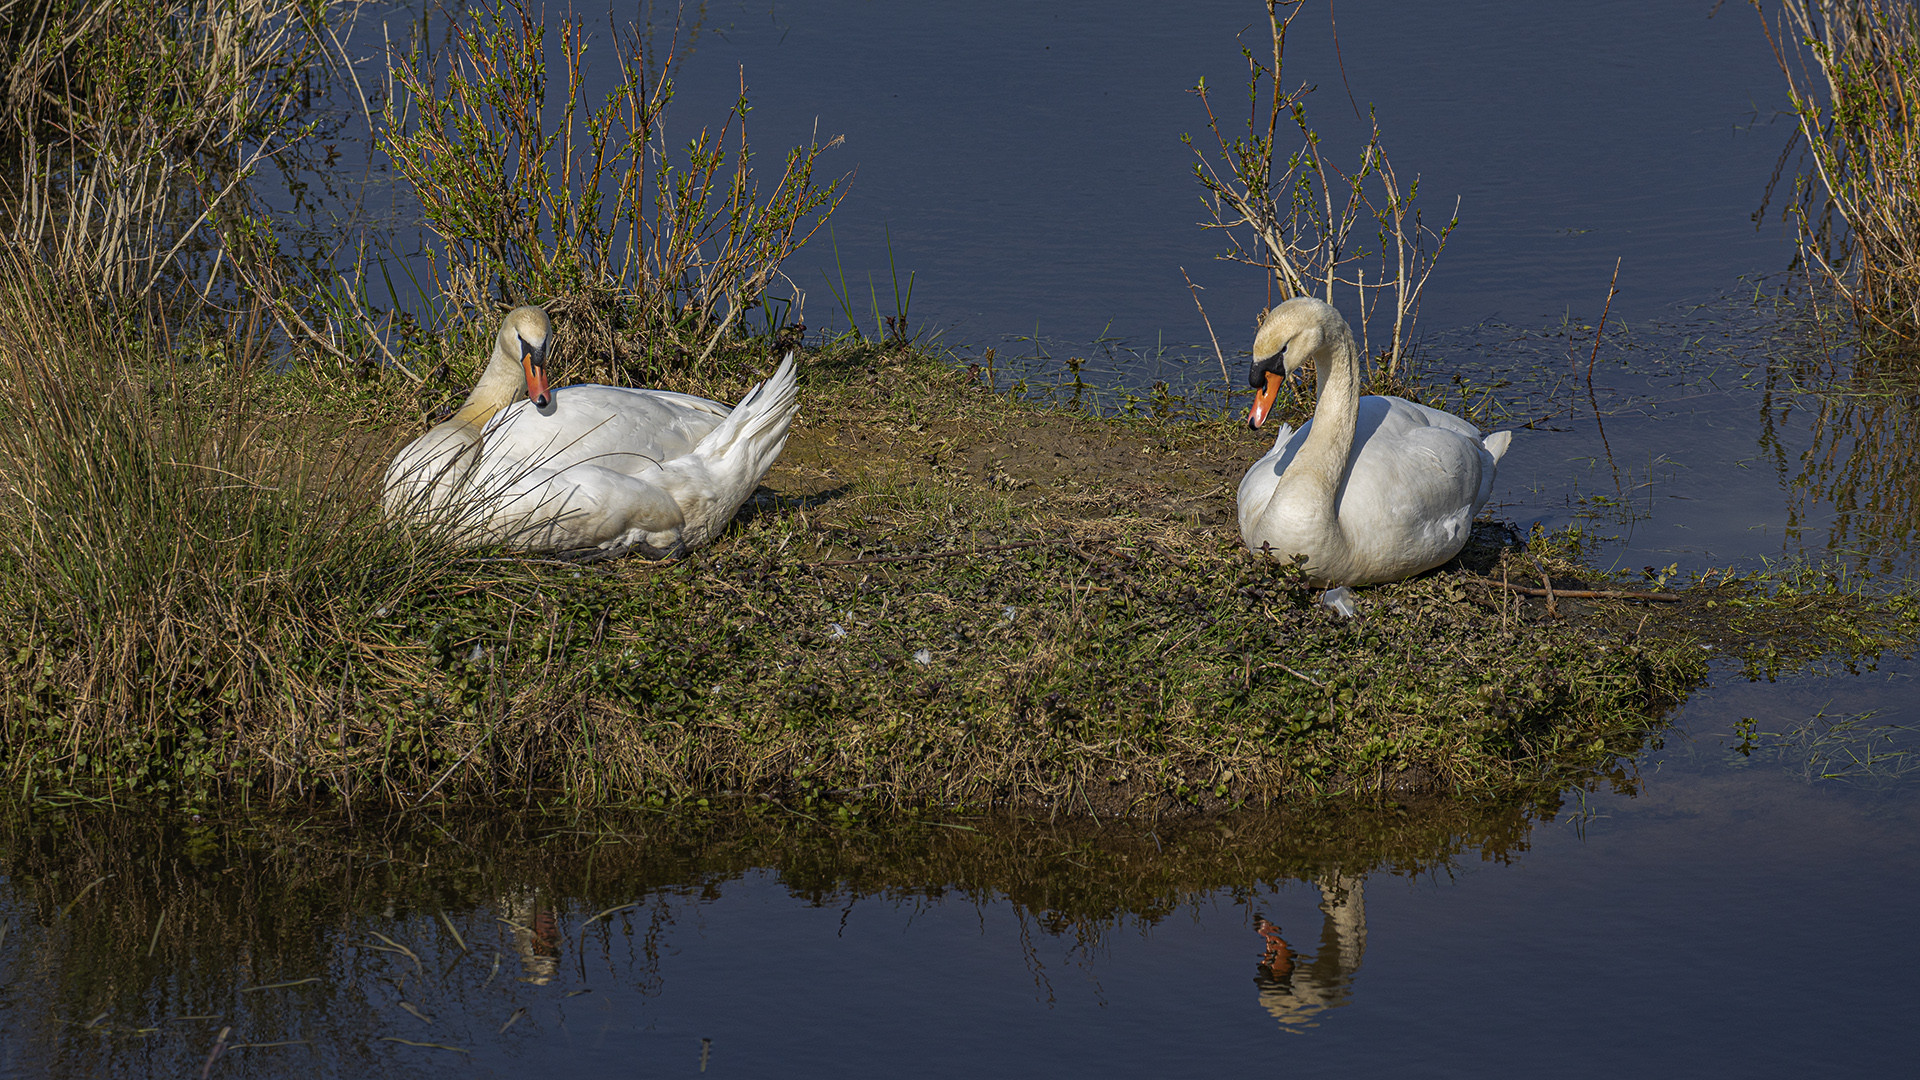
[{"left": 1763, "top": 344, "right": 1920, "bottom": 573}]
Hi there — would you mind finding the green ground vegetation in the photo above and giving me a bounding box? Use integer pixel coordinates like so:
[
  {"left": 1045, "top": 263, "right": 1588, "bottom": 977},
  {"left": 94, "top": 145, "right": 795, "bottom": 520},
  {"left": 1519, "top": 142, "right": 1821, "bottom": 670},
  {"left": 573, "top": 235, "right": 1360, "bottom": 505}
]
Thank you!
[
  {"left": 3, "top": 1, "right": 1917, "bottom": 818},
  {"left": 3, "top": 253, "right": 1916, "bottom": 816}
]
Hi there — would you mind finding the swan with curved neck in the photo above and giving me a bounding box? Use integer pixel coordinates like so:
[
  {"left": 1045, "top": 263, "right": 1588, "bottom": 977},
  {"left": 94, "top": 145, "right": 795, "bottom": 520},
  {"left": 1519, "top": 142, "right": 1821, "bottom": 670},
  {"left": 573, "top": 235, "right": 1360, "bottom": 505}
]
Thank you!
[
  {"left": 384, "top": 306, "right": 799, "bottom": 559},
  {"left": 1238, "top": 297, "right": 1510, "bottom": 610}
]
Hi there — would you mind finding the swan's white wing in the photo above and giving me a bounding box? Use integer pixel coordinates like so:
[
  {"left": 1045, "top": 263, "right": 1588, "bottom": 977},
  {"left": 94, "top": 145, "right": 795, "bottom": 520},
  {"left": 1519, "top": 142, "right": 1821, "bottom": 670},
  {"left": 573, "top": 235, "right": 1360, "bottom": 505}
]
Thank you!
[
  {"left": 463, "top": 357, "right": 800, "bottom": 557},
  {"left": 1237, "top": 420, "right": 1303, "bottom": 549},
  {"left": 1357, "top": 396, "right": 1508, "bottom": 512},
  {"left": 470, "top": 457, "right": 690, "bottom": 557},
  {"left": 383, "top": 422, "right": 482, "bottom": 520},
  {"left": 1337, "top": 398, "right": 1497, "bottom": 576},
  {"left": 482, "top": 386, "right": 730, "bottom": 477},
  {"left": 1383, "top": 396, "right": 1484, "bottom": 442}
]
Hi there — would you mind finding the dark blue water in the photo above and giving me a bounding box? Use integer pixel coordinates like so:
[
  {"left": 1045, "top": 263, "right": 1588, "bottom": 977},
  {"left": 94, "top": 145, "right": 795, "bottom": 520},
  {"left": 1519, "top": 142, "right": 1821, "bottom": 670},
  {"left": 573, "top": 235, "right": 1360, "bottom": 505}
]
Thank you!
[
  {"left": 5, "top": 3, "right": 1918, "bottom": 1077},
  {"left": 666, "top": 0, "right": 1790, "bottom": 342},
  {"left": 5, "top": 662, "right": 1917, "bottom": 1079},
  {"left": 609, "top": 0, "right": 1871, "bottom": 580}
]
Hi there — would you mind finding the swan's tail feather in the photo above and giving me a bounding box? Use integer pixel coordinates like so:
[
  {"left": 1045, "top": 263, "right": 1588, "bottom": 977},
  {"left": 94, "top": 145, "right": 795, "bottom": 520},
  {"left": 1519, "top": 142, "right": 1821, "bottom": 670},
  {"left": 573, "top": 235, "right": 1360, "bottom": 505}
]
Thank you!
[
  {"left": 663, "top": 351, "right": 800, "bottom": 546},
  {"left": 1482, "top": 429, "right": 1513, "bottom": 463},
  {"left": 693, "top": 351, "right": 799, "bottom": 468}
]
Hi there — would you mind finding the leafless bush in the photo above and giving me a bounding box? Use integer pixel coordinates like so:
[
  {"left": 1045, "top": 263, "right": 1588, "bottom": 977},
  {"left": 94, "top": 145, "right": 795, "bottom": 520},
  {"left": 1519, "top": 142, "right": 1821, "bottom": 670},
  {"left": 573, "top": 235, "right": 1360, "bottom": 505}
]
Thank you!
[{"left": 1187, "top": 0, "right": 1456, "bottom": 377}]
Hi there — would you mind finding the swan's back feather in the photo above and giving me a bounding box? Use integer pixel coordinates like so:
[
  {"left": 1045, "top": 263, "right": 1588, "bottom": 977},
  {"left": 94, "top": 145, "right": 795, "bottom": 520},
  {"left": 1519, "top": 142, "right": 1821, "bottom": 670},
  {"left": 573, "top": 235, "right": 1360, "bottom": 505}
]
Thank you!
[
  {"left": 385, "top": 337, "right": 800, "bottom": 558},
  {"left": 481, "top": 385, "right": 730, "bottom": 475}
]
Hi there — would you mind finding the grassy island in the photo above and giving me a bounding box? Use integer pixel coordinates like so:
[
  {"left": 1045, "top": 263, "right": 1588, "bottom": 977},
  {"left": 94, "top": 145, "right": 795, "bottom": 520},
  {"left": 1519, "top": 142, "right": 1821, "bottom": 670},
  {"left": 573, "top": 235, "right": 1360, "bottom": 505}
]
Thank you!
[
  {"left": 6, "top": 258, "right": 1914, "bottom": 817},
  {"left": 3, "top": 0, "right": 1916, "bottom": 819}
]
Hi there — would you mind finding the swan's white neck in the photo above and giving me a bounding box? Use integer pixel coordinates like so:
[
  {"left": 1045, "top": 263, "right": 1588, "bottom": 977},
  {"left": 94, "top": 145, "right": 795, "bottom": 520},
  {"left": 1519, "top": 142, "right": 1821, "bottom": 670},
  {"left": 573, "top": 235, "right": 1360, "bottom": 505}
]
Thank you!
[
  {"left": 1291, "top": 312, "right": 1362, "bottom": 525},
  {"left": 451, "top": 340, "right": 527, "bottom": 430}
]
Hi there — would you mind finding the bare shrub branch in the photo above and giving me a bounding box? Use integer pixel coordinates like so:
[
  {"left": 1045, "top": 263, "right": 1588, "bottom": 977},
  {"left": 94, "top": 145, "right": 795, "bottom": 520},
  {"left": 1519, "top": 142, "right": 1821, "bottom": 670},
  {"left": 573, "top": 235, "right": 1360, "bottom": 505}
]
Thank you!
[
  {"left": 1757, "top": 0, "right": 1920, "bottom": 334},
  {"left": 1185, "top": 0, "right": 1457, "bottom": 378},
  {"left": 1, "top": 0, "right": 326, "bottom": 303}
]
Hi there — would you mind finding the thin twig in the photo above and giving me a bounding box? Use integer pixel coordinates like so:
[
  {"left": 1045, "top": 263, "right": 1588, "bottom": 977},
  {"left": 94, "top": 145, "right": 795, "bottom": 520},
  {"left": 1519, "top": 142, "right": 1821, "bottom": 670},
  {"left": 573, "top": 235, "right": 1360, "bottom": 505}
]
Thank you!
[
  {"left": 1474, "top": 577, "right": 1680, "bottom": 603},
  {"left": 1530, "top": 556, "right": 1559, "bottom": 619},
  {"left": 1585, "top": 256, "right": 1623, "bottom": 393},
  {"left": 806, "top": 541, "right": 1044, "bottom": 569},
  {"left": 1268, "top": 661, "right": 1325, "bottom": 687},
  {"left": 412, "top": 732, "right": 490, "bottom": 806},
  {"left": 1500, "top": 564, "right": 1510, "bottom": 632},
  {"left": 1181, "top": 266, "right": 1232, "bottom": 388},
  {"left": 199, "top": 1027, "right": 231, "bottom": 1080},
  {"left": 450, "top": 557, "right": 621, "bottom": 571},
  {"left": 1584, "top": 258, "right": 1624, "bottom": 495}
]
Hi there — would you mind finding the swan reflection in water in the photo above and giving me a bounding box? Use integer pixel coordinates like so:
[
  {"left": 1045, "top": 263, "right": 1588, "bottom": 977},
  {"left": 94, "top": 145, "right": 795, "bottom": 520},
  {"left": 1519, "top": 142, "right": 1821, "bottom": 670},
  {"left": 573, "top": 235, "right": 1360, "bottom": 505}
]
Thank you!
[
  {"left": 1253, "top": 872, "right": 1367, "bottom": 1031},
  {"left": 498, "top": 887, "right": 562, "bottom": 986}
]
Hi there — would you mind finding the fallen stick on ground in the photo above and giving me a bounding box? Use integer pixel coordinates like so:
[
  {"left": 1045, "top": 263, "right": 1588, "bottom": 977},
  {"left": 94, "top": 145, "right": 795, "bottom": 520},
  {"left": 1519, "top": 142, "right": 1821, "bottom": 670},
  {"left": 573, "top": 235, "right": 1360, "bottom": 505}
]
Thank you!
[
  {"left": 809, "top": 541, "right": 1046, "bottom": 568},
  {"left": 1472, "top": 577, "right": 1682, "bottom": 603}
]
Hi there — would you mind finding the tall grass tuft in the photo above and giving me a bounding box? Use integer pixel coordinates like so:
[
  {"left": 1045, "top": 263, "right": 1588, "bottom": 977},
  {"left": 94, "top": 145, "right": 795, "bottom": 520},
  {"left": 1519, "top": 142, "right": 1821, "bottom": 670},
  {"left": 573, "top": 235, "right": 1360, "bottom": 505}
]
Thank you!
[
  {"left": 0, "top": 0, "right": 328, "bottom": 304},
  {"left": 1760, "top": 0, "right": 1920, "bottom": 336},
  {"left": 381, "top": 0, "right": 847, "bottom": 382},
  {"left": 0, "top": 249, "right": 454, "bottom": 805}
]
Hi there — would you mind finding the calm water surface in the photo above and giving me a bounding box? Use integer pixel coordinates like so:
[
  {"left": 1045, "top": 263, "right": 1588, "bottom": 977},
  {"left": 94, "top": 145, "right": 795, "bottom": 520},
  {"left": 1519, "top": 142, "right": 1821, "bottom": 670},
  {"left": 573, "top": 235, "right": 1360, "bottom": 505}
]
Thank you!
[{"left": 5, "top": 2, "right": 1919, "bottom": 1076}]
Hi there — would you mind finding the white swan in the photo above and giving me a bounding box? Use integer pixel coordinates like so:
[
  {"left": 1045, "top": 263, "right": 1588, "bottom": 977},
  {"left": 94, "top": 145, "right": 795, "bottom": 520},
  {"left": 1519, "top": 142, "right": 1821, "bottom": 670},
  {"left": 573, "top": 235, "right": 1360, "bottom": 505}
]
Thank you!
[
  {"left": 383, "top": 306, "right": 799, "bottom": 559},
  {"left": 1237, "top": 297, "right": 1510, "bottom": 614}
]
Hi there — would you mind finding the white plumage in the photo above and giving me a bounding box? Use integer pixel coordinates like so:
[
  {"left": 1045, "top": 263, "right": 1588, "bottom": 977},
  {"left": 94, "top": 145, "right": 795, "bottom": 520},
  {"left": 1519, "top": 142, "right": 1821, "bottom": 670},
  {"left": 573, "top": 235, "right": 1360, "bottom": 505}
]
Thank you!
[
  {"left": 1238, "top": 297, "right": 1511, "bottom": 608},
  {"left": 384, "top": 306, "right": 799, "bottom": 559}
]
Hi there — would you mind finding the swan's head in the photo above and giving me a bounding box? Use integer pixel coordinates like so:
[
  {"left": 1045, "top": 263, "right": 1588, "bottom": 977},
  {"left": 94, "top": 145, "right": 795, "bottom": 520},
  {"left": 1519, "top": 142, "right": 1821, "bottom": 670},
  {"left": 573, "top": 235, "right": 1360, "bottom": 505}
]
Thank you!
[
  {"left": 499, "top": 305, "right": 553, "bottom": 408},
  {"left": 1247, "top": 297, "right": 1335, "bottom": 429}
]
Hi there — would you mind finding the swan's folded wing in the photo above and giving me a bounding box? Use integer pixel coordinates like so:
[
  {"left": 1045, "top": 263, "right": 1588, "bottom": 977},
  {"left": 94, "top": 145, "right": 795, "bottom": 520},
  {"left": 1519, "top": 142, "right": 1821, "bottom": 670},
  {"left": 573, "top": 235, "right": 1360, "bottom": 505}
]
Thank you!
[
  {"left": 1343, "top": 424, "right": 1489, "bottom": 554},
  {"left": 470, "top": 459, "right": 688, "bottom": 556},
  {"left": 383, "top": 423, "right": 483, "bottom": 521},
  {"left": 482, "top": 388, "right": 729, "bottom": 477}
]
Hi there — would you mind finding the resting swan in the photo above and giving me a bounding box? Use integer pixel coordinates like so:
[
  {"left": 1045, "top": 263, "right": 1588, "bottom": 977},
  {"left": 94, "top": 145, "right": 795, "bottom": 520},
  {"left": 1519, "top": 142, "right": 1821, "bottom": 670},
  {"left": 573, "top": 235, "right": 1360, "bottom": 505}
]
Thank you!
[
  {"left": 1238, "top": 297, "right": 1511, "bottom": 614},
  {"left": 383, "top": 306, "right": 799, "bottom": 559}
]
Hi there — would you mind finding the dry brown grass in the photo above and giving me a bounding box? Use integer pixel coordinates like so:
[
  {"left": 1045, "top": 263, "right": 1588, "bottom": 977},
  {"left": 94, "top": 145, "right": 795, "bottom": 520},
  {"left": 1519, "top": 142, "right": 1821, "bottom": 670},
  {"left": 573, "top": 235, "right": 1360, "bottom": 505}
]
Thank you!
[
  {"left": 1, "top": 0, "right": 326, "bottom": 301},
  {"left": 1761, "top": 0, "right": 1920, "bottom": 335}
]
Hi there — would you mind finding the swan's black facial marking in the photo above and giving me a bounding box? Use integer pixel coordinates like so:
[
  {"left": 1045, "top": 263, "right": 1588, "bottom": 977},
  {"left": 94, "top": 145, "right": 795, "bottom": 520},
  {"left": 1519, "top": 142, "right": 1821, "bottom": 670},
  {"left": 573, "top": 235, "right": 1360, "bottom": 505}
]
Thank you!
[
  {"left": 520, "top": 333, "right": 552, "bottom": 408},
  {"left": 1248, "top": 347, "right": 1287, "bottom": 389},
  {"left": 1246, "top": 349, "right": 1288, "bottom": 429}
]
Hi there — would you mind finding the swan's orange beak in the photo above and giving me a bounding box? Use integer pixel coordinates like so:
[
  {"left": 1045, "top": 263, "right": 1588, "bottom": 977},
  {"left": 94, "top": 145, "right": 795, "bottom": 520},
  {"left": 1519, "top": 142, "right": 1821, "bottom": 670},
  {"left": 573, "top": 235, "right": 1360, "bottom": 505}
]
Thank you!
[
  {"left": 522, "top": 342, "right": 551, "bottom": 408},
  {"left": 1248, "top": 370, "right": 1283, "bottom": 429}
]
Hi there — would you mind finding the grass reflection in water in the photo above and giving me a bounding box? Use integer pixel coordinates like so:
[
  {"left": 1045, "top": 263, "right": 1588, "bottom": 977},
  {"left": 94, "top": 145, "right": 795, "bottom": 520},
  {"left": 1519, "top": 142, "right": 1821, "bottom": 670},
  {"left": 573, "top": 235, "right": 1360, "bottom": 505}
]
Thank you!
[{"left": 0, "top": 800, "right": 1551, "bottom": 1074}]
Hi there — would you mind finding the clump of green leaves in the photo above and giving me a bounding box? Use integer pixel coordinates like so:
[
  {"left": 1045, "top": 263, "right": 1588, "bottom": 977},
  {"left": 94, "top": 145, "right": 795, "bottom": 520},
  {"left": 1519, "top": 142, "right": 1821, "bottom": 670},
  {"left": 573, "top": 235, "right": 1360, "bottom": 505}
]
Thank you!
[{"left": 381, "top": 0, "right": 847, "bottom": 381}]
